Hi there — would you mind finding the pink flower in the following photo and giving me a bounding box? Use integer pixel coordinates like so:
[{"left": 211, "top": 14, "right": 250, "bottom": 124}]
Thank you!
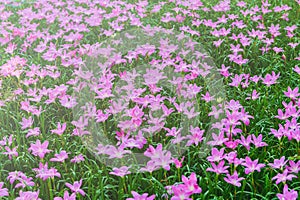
[
  {"left": 59, "top": 95, "right": 77, "bottom": 108},
  {"left": 0, "top": 182, "right": 8, "bottom": 197},
  {"left": 173, "top": 157, "right": 185, "bottom": 169},
  {"left": 152, "top": 151, "right": 173, "bottom": 171},
  {"left": 207, "top": 148, "right": 225, "bottom": 162},
  {"left": 26, "top": 127, "right": 41, "bottom": 138},
  {"left": 3, "top": 146, "right": 18, "bottom": 160},
  {"left": 208, "top": 105, "right": 223, "bottom": 119},
  {"left": 126, "top": 191, "right": 155, "bottom": 200},
  {"left": 225, "top": 99, "right": 242, "bottom": 112},
  {"left": 51, "top": 122, "right": 67, "bottom": 136},
  {"left": 12, "top": 172, "right": 34, "bottom": 189},
  {"left": 143, "top": 68, "right": 167, "bottom": 85},
  {"left": 65, "top": 179, "right": 85, "bottom": 196},
  {"left": 20, "top": 116, "right": 33, "bottom": 130},
  {"left": 186, "top": 126, "right": 204, "bottom": 146},
  {"left": 33, "top": 162, "right": 61, "bottom": 181},
  {"left": 217, "top": 64, "right": 231, "bottom": 77},
  {"left": 54, "top": 191, "right": 76, "bottom": 200},
  {"left": 268, "top": 156, "right": 288, "bottom": 169},
  {"left": 207, "top": 131, "right": 229, "bottom": 146},
  {"left": 71, "top": 154, "right": 85, "bottom": 163},
  {"left": 293, "top": 65, "right": 300, "bottom": 74},
  {"left": 109, "top": 166, "right": 131, "bottom": 177},
  {"left": 240, "top": 108, "right": 254, "bottom": 126},
  {"left": 224, "top": 140, "right": 239, "bottom": 149},
  {"left": 225, "top": 152, "right": 242, "bottom": 166},
  {"left": 241, "top": 156, "right": 265, "bottom": 174},
  {"left": 201, "top": 92, "right": 215, "bottom": 102},
  {"left": 284, "top": 87, "right": 299, "bottom": 100},
  {"left": 286, "top": 160, "right": 300, "bottom": 173},
  {"left": 246, "top": 90, "right": 260, "bottom": 100},
  {"left": 274, "top": 109, "right": 289, "bottom": 120},
  {"left": 251, "top": 134, "right": 268, "bottom": 148},
  {"left": 277, "top": 184, "right": 298, "bottom": 200},
  {"left": 224, "top": 171, "right": 245, "bottom": 187},
  {"left": 237, "top": 135, "right": 252, "bottom": 150},
  {"left": 127, "top": 105, "right": 144, "bottom": 126},
  {"left": 140, "top": 160, "right": 160, "bottom": 173},
  {"left": 181, "top": 173, "right": 202, "bottom": 195},
  {"left": 144, "top": 144, "right": 164, "bottom": 159},
  {"left": 104, "top": 146, "right": 131, "bottom": 159},
  {"left": 272, "top": 169, "right": 297, "bottom": 184},
  {"left": 261, "top": 71, "right": 280, "bottom": 86},
  {"left": 183, "top": 106, "right": 200, "bottom": 119},
  {"left": 213, "top": 39, "right": 224, "bottom": 48},
  {"left": 16, "top": 190, "right": 41, "bottom": 200},
  {"left": 206, "top": 160, "right": 229, "bottom": 174},
  {"left": 50, "top": 150, "right": 69, "bottom": 162},
  {"left": 28, "top": 140, "right": 52, "bottom": 159},
  {"left": 170, "top": 185, "right": 192, "bottom": 200}
]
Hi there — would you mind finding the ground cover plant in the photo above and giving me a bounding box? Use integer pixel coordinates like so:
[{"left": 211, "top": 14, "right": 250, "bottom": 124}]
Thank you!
[{"left": 0, "top": 0, "right": 299, "bottom": 199}]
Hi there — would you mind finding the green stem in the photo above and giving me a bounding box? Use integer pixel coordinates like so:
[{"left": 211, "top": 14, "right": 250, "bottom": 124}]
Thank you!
[
  {"left": 214, "top": 174, "right": 219, "bottom": 184},
  {"left": 297, "top": 141, "right": 299, "bottom": 157},
  {"left": 251, "top": 173, "right": 256, "bottom": 195},
  {"left": 122, "top": 177, "right": 127, "bottom": 194}
]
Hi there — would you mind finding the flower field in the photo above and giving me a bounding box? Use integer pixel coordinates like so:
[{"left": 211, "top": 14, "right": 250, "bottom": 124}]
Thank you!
[{"left": 0, "top": 0, "right": 299, "bottom": 199}]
